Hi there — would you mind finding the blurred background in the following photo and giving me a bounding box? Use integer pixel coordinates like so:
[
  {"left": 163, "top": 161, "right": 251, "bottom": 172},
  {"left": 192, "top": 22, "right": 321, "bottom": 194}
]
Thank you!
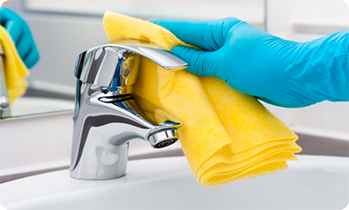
[{"left": 6, "top": 0, "right": 349, "bottom": 141}]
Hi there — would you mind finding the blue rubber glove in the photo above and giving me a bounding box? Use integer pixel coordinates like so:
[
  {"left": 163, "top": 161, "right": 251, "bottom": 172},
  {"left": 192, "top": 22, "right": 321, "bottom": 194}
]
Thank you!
[
  {"left": 149, "top": 18, "right": 349, "bottom": 108},
  {"left": 0, "top": 6, "right": 39, "bottom": 69}
]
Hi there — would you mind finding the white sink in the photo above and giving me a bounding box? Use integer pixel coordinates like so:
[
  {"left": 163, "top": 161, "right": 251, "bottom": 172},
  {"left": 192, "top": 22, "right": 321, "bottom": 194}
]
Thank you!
[{"left": 0, "top": 155, "right": 348, "bottom": 210}]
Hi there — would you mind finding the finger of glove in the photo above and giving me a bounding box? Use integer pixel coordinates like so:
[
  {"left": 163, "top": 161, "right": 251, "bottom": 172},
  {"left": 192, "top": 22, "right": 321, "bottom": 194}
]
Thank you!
[
  {"left": 5, "top": 20, "right": 23, "bottom": 45},
  {"left": 23, "top": 46, "right": 39, "bottom": 69},
  {"left": 16, "top": 33, "right": 33, "bottom": 61},
  {"left": 172, "top": 46, "right": 218, "bottom": 77},
  {"left": 149, "top": 18, "right": 240, "bottom": 51},
  {"left": 0, "top": 7, "right": 10, "bottom": 25}
]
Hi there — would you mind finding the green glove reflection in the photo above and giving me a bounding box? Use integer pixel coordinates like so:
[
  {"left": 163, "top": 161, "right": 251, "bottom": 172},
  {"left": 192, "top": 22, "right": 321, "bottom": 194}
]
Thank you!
[{"left": 0, "top": 6, "right": 39, "bottom": 69}]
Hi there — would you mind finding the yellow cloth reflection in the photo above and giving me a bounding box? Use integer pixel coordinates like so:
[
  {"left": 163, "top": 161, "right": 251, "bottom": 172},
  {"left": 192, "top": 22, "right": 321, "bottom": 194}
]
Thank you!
[
  {"left": 103, "top": 11, "right": 301, "bottom": 186},
  {"left": 0, "top": 26, "right": 29, "bottom": 104}
]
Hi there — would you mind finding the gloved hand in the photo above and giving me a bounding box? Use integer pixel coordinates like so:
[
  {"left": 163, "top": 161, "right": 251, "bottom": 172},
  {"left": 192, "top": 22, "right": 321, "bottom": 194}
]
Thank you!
[
  {"left": 149, "top": 18, "right": 349, "bottom": 108},
  {"left": 0, "top": 6, "right": 39, "bottom": 69}
]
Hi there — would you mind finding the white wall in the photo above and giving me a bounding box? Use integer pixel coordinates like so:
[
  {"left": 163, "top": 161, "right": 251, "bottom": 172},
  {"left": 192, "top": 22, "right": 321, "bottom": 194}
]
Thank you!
[
  {"left": 24, "top": 0, "right": 265, "bottom": 24},
  {"left": 267, "top": 0, "right": 349, "bottom": 40},
  {"left": 266, "top": 0, "right": 349, "bottom": 140}
]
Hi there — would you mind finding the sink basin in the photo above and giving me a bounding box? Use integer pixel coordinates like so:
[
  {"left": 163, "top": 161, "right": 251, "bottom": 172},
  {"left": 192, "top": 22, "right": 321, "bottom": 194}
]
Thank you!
[{"left": 0, "top": 155, "right": 348, "bottom": 210}]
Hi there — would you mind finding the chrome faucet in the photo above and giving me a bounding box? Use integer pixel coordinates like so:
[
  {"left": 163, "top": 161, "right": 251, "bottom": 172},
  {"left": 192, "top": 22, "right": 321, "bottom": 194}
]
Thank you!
[
  {"left": 70, "top": 40, "right": 188, "bottom": 180},
  {"left": 0, "top": 44, "right": 11, "bottom": 119}
]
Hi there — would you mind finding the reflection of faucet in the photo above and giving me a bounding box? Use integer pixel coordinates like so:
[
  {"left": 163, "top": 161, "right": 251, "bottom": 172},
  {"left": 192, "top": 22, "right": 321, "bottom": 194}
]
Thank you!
[
  {"left": 70, "top": 40, "right": 189, "bottom": 180},
  {"left": 0, "top": 44, "right": 11, "bottom": 119}
]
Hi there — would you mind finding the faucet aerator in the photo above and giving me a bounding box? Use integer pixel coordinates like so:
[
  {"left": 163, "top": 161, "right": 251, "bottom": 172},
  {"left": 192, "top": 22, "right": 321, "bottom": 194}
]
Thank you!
[{"left": 148, "top": 129, "right": 179, "bottom": 149}]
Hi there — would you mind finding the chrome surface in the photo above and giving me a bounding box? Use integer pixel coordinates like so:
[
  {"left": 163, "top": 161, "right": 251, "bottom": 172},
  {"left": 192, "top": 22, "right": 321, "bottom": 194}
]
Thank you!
[
  {"left": 149, "top": 129, "right": 179, "bottom": 149},
  {"left": 71, "top": 40, "right": 188, "bottom": 180},
  {"left": 74, "top": 40, "right": 188, "bottom": 88},
  {"left": 0, "top": 44, "right": 11, "bottom": 119}
]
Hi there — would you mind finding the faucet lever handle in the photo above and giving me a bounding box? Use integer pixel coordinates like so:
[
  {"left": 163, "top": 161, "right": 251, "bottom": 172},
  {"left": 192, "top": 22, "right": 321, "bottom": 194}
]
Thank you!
[
  {"left": 74, "top": 40, "right": 189, "bottom": 88},
  {"left": 129, "top": 45, "right": 188, "bottom": 71}
]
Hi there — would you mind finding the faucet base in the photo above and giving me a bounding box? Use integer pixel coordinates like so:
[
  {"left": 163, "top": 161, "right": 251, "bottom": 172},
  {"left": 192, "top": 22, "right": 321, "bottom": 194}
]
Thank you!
[{"left": 71, "top": 143, "right": 129, "bottom": 180}]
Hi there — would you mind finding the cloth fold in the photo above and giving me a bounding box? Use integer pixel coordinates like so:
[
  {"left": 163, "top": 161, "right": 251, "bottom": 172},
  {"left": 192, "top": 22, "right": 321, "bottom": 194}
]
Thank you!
[
  {"left": 103, "top": 11, "right": 301, "bottom": 186},
  {"left": 0, "top": 26, "right": 29, "bottom": 104}
]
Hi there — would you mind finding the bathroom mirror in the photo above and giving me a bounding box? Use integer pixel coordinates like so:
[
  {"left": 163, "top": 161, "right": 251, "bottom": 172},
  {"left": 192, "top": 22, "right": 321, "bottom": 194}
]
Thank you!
[{"left": 1, "top": 0, "right": 266, "bottom": 120}]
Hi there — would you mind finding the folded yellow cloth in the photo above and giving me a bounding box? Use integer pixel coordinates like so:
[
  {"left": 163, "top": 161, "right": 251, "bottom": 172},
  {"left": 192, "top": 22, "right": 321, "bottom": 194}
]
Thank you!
[
  {"left": 0, "top": 26, "right": 29, "bottom": 104},
  {"left": 103, "top": 11, "right": 302, "bottom": 186}
]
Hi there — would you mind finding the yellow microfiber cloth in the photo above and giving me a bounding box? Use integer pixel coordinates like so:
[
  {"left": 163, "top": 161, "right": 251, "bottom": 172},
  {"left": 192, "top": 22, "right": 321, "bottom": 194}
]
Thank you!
[
  {"left": 103, "top": 11, "right": 302, "bottom": 186},
  {"left": 0, "top": 26, "right": 29, "bottom": 104}
]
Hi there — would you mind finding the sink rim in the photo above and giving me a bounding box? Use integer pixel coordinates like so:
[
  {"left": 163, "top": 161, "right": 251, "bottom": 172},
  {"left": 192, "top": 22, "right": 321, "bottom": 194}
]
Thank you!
[
  {"left": 1, "top": 154, "right": 348, "bottom": 186},
  {"left": 0, "top": 154, "right": 348, "bottom": 210}
]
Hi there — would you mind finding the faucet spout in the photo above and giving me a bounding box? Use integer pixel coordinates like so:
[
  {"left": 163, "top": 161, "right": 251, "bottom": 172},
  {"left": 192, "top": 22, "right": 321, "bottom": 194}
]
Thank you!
[{"left": 70, "top": 41, "right": 187, "bottom": 180}]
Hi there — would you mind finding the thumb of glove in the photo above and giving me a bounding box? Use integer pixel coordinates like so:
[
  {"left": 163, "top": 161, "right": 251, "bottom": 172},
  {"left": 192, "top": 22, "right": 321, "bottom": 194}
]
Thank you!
[{"left": 172, "top": 46, "right": 218, "bottom": 77}]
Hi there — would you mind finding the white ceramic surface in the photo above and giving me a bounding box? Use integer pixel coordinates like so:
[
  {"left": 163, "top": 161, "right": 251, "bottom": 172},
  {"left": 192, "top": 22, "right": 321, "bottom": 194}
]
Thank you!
[{"left": 0, "top": 155, "right": 348, "bottom": 210}]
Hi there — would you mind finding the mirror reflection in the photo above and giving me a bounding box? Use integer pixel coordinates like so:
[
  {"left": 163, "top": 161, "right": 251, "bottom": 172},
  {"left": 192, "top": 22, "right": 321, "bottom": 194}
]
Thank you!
[{"left": 0, "top": 0, "right": 265, "bottom": 119}]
